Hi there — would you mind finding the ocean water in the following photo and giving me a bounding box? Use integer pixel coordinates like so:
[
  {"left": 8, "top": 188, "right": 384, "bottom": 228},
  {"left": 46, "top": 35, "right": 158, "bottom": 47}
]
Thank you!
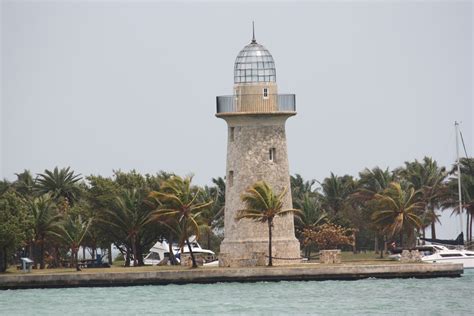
[{"left": 0, "top": 270, "right": 472, "bottom": 315}]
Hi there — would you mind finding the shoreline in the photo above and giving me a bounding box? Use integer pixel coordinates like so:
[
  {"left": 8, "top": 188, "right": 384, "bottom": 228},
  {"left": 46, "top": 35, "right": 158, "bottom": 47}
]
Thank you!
[{"left": 0, "top": 263, "right": 463, "bottom": 290}]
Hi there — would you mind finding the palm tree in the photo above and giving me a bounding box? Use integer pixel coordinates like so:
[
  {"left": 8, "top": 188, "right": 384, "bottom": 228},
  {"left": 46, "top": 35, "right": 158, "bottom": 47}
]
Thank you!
[
  {"left": 53, "top": 214, "right": 91, "bottom": 271},
  {"left": 443, "top": 158, "right": 474, "bottom": 242},
  {"left": 397, "top": 157, "right": 447, "bottom": 239},
  {"left": 294, "top": 192, "right": 328, "bottom": 258},
  {"left": 352, "top": 167, "right": 395, "bottom": 255},
  {"left": 26, "top": 194, "right": 62, "bottom": 268},
  {"left": 200, "top": 184, "right": 225, "bottom": 250},
  {"left": 237, "top": 181, "right": 300, "bottom": 267},
  {"left": 104, "top": 189, "right": 151, "bottom": 266},
  {"left": 148, "top": 176, "right": 212, "bottom": 268},
  {"left": 36, "top": 167, "right": 82, "bottom": 211},
  {"left": 371, "top": 182, "right": 424, "bottom": 248},
  {"left": 354, "top": 167, "right": 394, "bottom": 202},
  {"left": 319, "top": 173, "right": 356, "bottom": 219},
  {"left": 0, "top": 180, "right": 10, "bottom": 196},
  {"left": 290, "top": 174, "right": 316, "bottom": 203},
  {"left": 13, "top": 170, "right": 36, "bottom": 197}
]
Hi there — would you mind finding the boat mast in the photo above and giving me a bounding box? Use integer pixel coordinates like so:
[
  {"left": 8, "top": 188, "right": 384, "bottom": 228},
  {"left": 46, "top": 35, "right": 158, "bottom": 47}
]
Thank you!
[{"left": 455, "top": 121, "right": 463, "bottom": 235}]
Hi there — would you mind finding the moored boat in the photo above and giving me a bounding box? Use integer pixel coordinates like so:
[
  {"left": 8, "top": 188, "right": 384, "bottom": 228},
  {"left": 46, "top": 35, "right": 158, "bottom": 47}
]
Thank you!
[
  {"left": 389, "top": 244, "right": 474, "bottom": 269},
  {"left": 142, "top": 237, "right": 217, "bottom": 266},
  {"left": 419, "top": 245, "right": 474, "bottom": 269}
]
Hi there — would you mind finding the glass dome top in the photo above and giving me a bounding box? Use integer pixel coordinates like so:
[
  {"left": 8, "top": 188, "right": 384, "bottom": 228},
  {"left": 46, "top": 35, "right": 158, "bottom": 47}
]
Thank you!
[{"left": 234, "top": 40, "right": 276, "bottom": 84}]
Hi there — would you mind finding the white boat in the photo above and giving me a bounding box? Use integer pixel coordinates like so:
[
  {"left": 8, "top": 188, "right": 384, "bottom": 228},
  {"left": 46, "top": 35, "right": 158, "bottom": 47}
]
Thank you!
[
  {"left": 419, "top": 245, "right": 474, "bottom": 269},
  {"left": 388, "top": 244, "right": 474, "bottom": 269},
  {"left": 142, "top": 237, "right": 217, "bottom": 266}
]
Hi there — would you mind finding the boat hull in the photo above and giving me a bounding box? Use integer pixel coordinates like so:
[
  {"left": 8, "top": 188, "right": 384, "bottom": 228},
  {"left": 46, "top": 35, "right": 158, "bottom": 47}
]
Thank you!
[{"left": 422, "top": 256, "right": 474, "bottom": 269}]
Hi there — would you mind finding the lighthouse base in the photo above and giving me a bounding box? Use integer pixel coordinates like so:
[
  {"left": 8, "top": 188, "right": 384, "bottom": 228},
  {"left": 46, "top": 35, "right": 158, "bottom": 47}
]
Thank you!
[{"left": 219, "top": 238, "right": 301, "bottom": 267}]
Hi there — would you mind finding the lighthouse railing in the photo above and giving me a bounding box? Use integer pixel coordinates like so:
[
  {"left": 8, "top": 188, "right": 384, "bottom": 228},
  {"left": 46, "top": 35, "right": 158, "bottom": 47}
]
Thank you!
[{"left": 216, "top": 94, "right": 296, "bottom": 114}]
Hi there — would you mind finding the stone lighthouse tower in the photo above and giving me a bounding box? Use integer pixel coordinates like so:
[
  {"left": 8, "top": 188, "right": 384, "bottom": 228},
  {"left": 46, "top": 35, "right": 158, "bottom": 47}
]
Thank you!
[{"left": 216, "top": 27, "right": 300, "bottom": 267}]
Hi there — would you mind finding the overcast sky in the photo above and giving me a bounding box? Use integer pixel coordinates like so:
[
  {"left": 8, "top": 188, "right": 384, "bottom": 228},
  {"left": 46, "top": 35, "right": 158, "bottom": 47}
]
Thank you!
[{"left": 1, "top": 0, "right": 473, "bottom": 238}]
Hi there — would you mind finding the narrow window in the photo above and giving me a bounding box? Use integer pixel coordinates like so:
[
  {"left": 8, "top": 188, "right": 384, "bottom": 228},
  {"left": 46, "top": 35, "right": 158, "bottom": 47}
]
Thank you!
[
  {"left": 269, "top": 148, "right": 276, "bottom": 162},
  {"left": 228, "top": 171, "right": 234, "bottom": 187},
  {"left": 263, "top": 88, "right": 269, "bottom": 99},
  {"left": 230, "top": 127, "right": 235, "bottom": 141}
]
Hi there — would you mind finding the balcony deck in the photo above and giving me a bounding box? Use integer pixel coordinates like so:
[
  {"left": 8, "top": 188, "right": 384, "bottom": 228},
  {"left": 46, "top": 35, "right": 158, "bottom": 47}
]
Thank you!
[{"left": 216, "top": 94, "right": 296, "bottom": 114}]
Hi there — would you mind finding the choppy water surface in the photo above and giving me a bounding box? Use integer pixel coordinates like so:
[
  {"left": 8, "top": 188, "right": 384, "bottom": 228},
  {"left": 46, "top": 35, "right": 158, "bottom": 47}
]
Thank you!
[{"left": 1, "top": 270, "right": 472, "bottom": 315}]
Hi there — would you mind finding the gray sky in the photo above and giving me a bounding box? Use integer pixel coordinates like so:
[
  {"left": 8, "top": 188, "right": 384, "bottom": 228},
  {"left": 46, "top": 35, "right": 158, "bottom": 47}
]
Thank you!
[{"left": 1, "top": 0, "right": 473, "bottom": 238}]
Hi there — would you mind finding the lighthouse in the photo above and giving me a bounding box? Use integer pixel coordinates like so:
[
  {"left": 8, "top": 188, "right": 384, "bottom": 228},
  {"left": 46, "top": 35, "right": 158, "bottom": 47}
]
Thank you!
[{"left": 216, "top": 26, "right": 300, "bottom": 267}]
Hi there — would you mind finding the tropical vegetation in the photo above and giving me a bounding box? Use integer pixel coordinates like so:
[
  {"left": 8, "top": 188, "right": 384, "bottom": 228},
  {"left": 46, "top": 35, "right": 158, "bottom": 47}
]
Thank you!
[
  {"left": 0, "top": 156, "right": 473, "bottom": 272},
  {"left": 237, "top": 181, "right": 300, "bottom": 266}
]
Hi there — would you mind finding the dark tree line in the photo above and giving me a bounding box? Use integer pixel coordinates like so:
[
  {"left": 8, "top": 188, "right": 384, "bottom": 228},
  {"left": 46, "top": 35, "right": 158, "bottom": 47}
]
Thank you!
[
  {"left": 291, "top": 157, "right": 474, "bottom": 257},
  {"left": 1, "top": 156, "right": 473, "bottom": 271},
  {"left": 0, "top": 168, "right": 225, "bottom": 272}
]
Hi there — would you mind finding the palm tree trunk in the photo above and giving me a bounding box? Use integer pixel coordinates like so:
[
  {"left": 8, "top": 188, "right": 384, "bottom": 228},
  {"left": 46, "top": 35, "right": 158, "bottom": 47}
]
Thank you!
[
  {"left": 352, "top": 231, "right": 357, "bottom": 254},
  {"left": 470, "top": 212, "right": 473, "bottom": 242},
  {"left": 131, "top": 236, "right": 138, "bottom": 267},
  {"left": 124, "top": 248, "right": 130, "bottom": 267},
  {"left": 399, "top": 231, "right": 404, "bottom": 249},
  {"left": 39, "top": 240, "right": 45, "bottom": 269},
  {"left": 136, "top": 240, "right": 144, "bottom": 266},
  {"left": 0, "top": 246, "right": 6, "bottom": 273},
  {"left": 374, "top": 235, "right": 378, "bottom": 254},
  {"left": 465, "top": 212, "right": 471, "bottom": 242},
  {"left": 268, "top": 220, "right": 273, "bottom": 267},
  {"left": 53, "top": 246, "right": 60, "bottom": 268},
  {"left": 467, "top": 213, "right": 470, "bottom": 242},
  {"left": 74, "top": 249, "right": 81, "bottom": 271},
  {"left": 207, "top": 230, "right": 211, "bottom": 251},
  {"left": 383, "top": 235, "right": 387, "bottom": 255},
  {"left": 108, "top": 244, "right": 113, "bottom": 265},
  {"left": 431, "top": 222, "right": 436, "bottom": 239},
  {"left": 379, "top": 236, "right": 384, "bottom": 259},
  {"left": 185, "top": 239, "right": 198, "bottom": 268},
  {"left": 168, "top": 235, "right": 178, "bottom": 265},
  {"left": 28, "top": 243, "right": 33, "bottom": 261}
]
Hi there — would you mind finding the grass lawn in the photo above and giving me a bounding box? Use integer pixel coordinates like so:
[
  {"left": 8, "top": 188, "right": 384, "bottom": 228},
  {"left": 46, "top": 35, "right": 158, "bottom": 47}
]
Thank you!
[
  {"left": 341, "top": 251, "right": 393, "bottom": 262},
  {"left": 2, "top": 251, "right": 404, "bottom": 276}
]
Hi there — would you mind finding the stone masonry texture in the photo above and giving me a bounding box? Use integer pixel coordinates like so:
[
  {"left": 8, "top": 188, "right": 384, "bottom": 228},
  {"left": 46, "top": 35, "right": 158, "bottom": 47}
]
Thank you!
[{"left": 218, "top": 113, "right": 301, "bottom": 266}]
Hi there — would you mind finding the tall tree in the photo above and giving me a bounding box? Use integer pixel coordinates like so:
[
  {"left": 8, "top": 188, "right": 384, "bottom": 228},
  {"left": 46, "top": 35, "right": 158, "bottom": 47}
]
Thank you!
[
  {"left": 36, "top": 167, "right": 82, "bottom": 211},
  {"left": 104, "top": 189, "right": 152, "bottom": 266},
  {"left": 237, "top": 181, "right": 300, "bottom": 267},
  {"left": 26, "top": 194, "right": 62, "bottom": 269},
  {"left": 148, "top": 176, "right": 212, "bottom": 268},
  {"left": 294, "top": 192, "right": 328, "bottom": 258},
  {"left": 0, "top": 191, "right": 29, "bottom": 272},
  {"left": 397, "top": 157, "right": 447, "bottom": 239},
  {"left": 352, "top": 167, "right": 395, "bottom": 253},
  {"left": 443, "top": 157, "right": 474, "bottom": 242},
  {"left": 319, "top": 173, "right": 356, "bottom": 220},
  {"left": 0, "top": 180, "right": 10, "bottom": 196},
  {"left": 53, "top": 214, "right": 91, "bottom": 271},
  {"left": 372, "top": 182, "right": 424, "bottom": 247},
  {"left": 354, "top": 167, "right": 394, "bottom": 201},
  {"left": 87, "top": 171, "right": 171, "bottom": 265},
  {"left": 291, "top": 174, "right": 316, "bottom": 203},
  {"left": 200, "top": 184, "right": 225, "bottom": 251},
  {"left": 13, "top": 170, "right": 36, "bottom": 197}
]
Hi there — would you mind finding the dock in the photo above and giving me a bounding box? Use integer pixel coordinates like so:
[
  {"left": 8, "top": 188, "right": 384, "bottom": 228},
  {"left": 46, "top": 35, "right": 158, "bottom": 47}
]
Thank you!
[{"left": 0, "top": 263, "right": 463, "bottom": 290}]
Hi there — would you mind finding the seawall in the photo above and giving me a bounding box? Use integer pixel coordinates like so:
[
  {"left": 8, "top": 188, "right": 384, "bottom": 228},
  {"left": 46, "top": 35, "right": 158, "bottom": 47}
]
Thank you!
[{"left": 0, "top": 263, "right": 463, "bottom": 290}]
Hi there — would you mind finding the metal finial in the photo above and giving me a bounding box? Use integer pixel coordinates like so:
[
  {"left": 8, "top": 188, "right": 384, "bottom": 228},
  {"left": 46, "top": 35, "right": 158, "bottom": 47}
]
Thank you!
[{"left": 251, "top": 21, "right": 256, "bottom": 43}]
